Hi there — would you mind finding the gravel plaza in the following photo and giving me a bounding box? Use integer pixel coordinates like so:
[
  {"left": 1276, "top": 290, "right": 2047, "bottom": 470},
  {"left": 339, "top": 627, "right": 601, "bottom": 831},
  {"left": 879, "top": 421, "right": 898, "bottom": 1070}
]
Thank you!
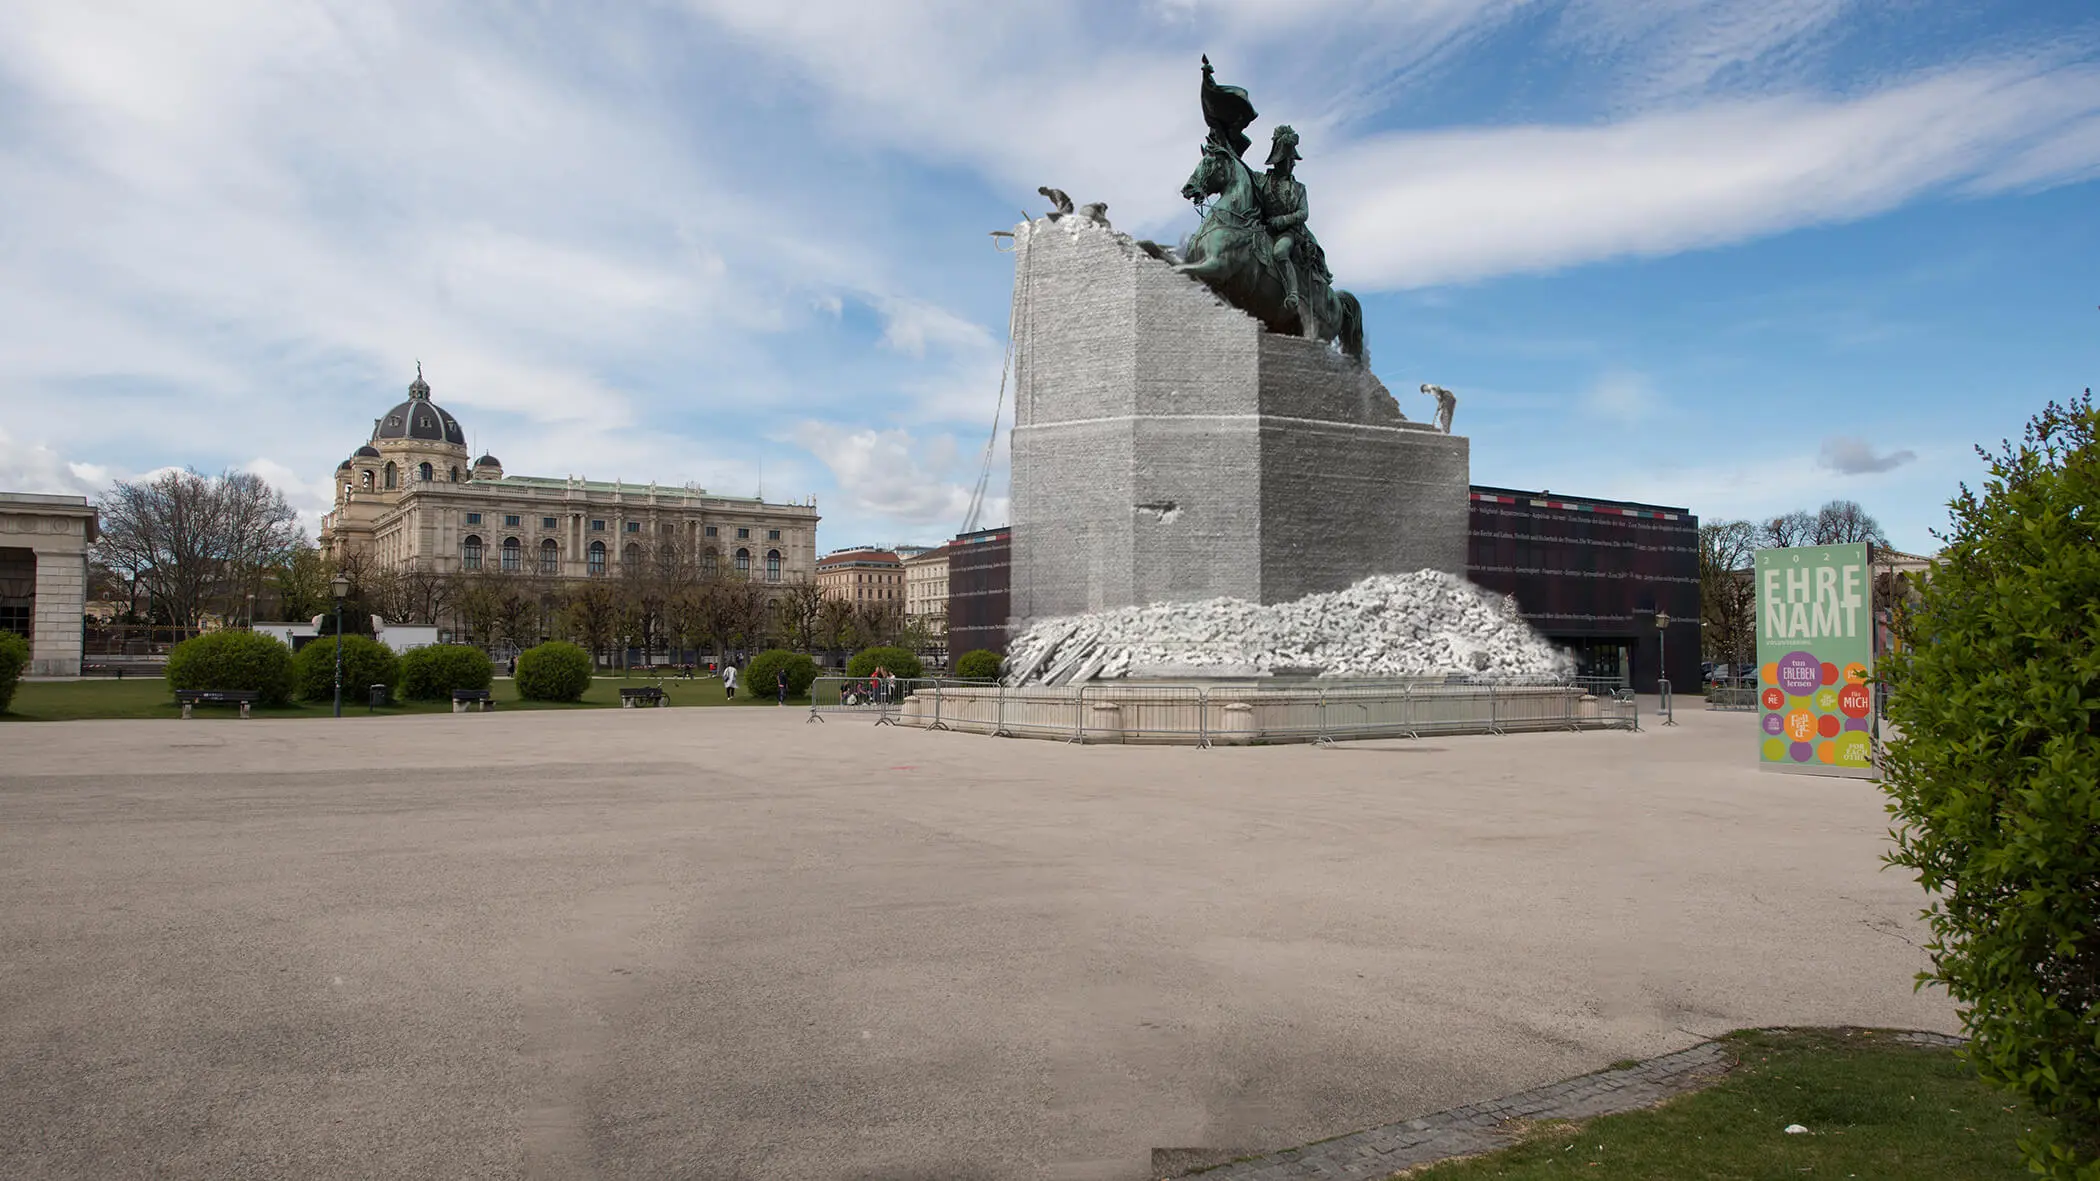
[{"left": 0, "top": 703, "right": 1956, "bottom": 1180}]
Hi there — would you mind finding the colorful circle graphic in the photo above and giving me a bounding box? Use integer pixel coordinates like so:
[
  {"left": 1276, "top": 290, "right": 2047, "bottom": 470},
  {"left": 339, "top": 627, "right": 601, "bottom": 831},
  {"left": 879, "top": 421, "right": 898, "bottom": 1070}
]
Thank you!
[
  {"left": 1777, "top": 651, "right": 1821, "bottom": 698},
  {"left": 1842, "top": 661, "right": 1869, "bottom": 684},
  {"left": 1820, "top": 662, "right": 1839, "bottom": 686},
  {"left": 1762, "top": 687, "right": 1785, "bottom": 711},
  {"left": 1762, "top": 712, "right": 1784, "bottom": 736},
  {"left": 1818, "top": 714, "right": 1841, "bottom": 738},
  {"left": 1784, "top": 709, "right": 1817, "bottom": 742},
  {"left": 1839, "top": 682, "right": 1871, "bottom": 718},
  {"left": 1790, "top": 741, "right": 1814, "bottom": 762},
  {"left": 1817, "top": 741, "right": 1837, "bottom": 764},
  {"left": 1762, "top": 737, "right": 1787, "bottom": 761},
  {"left": 1761, "top": 662, "right": 1779, "bottom": 685},
  {"left": 1813, "top": 687, "right": 1841, "bottom": 712}
]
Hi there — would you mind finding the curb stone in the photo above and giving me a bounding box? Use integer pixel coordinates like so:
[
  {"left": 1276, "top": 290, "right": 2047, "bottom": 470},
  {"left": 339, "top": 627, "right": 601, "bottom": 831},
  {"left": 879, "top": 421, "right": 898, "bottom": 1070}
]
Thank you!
[{"left": 1154, "top": 1028, "right": 1967, "bottom": 1180}]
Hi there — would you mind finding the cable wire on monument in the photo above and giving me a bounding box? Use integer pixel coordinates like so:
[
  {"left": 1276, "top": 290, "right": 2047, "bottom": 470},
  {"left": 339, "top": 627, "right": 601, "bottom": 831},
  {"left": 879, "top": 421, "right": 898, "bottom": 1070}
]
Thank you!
[{"left": 962, "top": 221, "right": 1029, "bottom": 536}]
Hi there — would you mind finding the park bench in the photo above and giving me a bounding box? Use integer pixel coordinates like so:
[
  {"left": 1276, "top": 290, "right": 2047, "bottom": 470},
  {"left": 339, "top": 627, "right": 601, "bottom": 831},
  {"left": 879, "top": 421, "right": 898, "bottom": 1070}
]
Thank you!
[
  {"left": 175, "top": 689, "right": 258, "bottom": 719},
  {"left": 451, "top": 689, "right": 494, "bottom": 713},
  {"left": 619, "top": 686, "right": 668, "bottom": 708}
]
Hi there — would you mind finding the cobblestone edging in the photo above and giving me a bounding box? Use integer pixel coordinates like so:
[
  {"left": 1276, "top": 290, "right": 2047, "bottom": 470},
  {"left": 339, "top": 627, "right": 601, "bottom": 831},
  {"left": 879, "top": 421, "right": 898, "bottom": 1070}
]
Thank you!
[{"left": 1161, "top": 1030, "right": 1967, "bottom": 1180}]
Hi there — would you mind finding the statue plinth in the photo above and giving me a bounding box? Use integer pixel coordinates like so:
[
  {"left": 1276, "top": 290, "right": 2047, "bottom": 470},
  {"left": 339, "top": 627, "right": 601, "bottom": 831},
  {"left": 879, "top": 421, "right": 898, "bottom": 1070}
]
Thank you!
[{"left": 1009, "top": 216, "right": 1470, "bottom": 625}]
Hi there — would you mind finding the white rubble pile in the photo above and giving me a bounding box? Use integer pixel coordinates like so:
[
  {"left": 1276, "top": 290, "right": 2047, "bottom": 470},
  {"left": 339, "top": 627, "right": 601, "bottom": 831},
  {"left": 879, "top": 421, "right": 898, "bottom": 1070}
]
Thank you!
[{"left": 1004, "top": 571, "right": 1572, "bottom": 686}]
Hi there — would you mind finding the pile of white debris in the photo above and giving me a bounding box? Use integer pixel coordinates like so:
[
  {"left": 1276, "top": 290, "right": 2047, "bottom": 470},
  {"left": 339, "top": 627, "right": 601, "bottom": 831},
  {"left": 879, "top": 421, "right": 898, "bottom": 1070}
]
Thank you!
[{"left": 1003, "top": 571, "right": 1573, "bottom": 686}]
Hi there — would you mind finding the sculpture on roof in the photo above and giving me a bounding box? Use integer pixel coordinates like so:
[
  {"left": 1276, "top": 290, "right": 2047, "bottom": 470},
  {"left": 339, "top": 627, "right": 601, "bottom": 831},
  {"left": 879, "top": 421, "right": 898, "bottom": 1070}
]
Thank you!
[{"left": 1177, "top": 56, "right": 1365, "bottom": 363}]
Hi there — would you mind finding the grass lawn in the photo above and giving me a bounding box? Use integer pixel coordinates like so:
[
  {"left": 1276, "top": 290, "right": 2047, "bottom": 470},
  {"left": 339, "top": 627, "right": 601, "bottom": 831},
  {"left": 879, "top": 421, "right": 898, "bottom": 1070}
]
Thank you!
[
  {"left": 1404, "top": 1028, "right": 2057, "bottom": 1180},
  {"left": 2, "top": 671, "right": 813, "bottom": 721}
]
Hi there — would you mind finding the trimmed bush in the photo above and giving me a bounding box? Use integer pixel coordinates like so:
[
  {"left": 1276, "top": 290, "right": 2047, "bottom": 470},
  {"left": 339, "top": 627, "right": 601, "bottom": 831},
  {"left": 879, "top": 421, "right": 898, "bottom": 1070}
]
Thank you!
[
  {"left": 0, "top": 630, "right": 29, "bottom": 713},
  {"left": 954, "top": 648, "right": 1002, "bottom": 682},
  {"left": 1880, "top": 392, "right": 2099, "bottom": 1178},
  {"left": 400, "top": 644, "right": 494, "bottom": 701},
  {"left": 745, "top": 649, "right": 818, "bottom": 700},
  {"left": 293, "top": 633, "right": 400, "bottom": 705},
  {"left": 845, "top": 645, "right": 922, "bottom": 680},
  {"left": 516, "top": 640, "right": 592, "bottom": 702},
  {"left": 166, "top": 630, "right": 296, "bottom": 708}
]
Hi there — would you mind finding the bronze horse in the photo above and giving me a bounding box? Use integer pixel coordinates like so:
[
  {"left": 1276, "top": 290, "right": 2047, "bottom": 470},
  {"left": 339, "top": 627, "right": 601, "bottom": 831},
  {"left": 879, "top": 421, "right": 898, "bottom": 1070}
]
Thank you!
[{"left": 1177, "top": 139, "right": 1367, "bottom": 364}]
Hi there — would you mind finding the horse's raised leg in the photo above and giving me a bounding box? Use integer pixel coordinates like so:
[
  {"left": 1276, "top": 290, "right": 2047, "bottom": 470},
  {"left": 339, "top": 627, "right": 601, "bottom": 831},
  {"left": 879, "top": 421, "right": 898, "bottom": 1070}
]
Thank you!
[{"left": 1173, "top": 254, "right": 1233, "bottom": 281}]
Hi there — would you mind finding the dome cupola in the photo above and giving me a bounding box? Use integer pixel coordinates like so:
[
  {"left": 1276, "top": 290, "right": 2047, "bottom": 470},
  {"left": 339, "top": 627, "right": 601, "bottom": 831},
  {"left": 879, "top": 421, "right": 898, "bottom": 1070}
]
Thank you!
[{"left": 374, "top": 363, "right": 467, "bottom": 446}]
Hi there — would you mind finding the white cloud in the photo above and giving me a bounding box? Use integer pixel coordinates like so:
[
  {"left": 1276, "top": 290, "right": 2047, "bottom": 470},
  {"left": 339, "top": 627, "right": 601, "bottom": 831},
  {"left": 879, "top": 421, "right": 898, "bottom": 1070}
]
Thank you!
[
  {"left": 1817, "top": 435, "right": 1916, "bottom": 475},
  {"left": 789, "top": 421, "right": 1003, "bottom": 530},
  {"left": 1583, "top": 370, "right": 1656, "bottom": 423},
  {"left": 0, "top": 430, "right": 108, "bottom": 498},
  {"left": 1320, "top": 59, "right": 2100, "bottom": 288}
]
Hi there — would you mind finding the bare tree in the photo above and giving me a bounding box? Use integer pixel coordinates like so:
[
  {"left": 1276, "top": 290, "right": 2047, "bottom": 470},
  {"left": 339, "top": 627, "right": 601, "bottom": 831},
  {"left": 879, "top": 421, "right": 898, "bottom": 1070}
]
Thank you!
[
  {"left": 1699, "top": 520, "right": 1759, "bottom": 672},
  {"left": 815, "top": 596, "right": 857, "bottom": 655},
  {"left": 778, "top": 577, "right": 825, "bottom": 651},
  {"left": 1811, "top": 498, "right": 1889, "bottom": 546},
  {"left": 95, "top": 468, "right": 302, "bottom": 632},
  {"left": 271, "top": 541, "right": 332, "bottom": 622},
  {"left": 562, "top": 581, "right": 622, "bottom": 668},
  {"left": 1759, "top": 510, "right": 1816, "bottom": 550}
]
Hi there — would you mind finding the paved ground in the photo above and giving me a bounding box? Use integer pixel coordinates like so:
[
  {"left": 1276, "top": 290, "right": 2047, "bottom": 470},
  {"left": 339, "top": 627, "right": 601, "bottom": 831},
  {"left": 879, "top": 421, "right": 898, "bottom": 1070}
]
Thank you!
[{"left": 0, "top": 704, "right": 1954, "bottom": 1180}]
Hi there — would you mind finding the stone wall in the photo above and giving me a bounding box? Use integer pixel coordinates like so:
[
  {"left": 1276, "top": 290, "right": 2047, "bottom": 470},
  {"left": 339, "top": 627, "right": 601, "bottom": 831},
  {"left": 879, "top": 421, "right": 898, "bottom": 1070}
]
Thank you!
[
  {"left": 0, "top": 493, "right": 98, "bottom": 677},
  {"left": 1009, "top": 216, "right": 1468, "bottom": 626}
]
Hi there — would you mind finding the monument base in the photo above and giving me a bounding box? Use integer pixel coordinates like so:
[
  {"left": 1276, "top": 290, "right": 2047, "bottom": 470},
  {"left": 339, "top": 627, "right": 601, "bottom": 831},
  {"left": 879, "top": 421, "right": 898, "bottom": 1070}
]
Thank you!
[{"left": 1009, "top": 216, "right": 1469, "bottom": 624}]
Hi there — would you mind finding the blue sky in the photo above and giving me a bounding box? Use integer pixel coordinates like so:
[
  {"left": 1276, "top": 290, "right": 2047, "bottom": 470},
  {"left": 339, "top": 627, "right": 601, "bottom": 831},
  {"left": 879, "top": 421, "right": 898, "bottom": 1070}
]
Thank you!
[{"left": 1, "top": 1, "right": 2095, "bottom": 556}]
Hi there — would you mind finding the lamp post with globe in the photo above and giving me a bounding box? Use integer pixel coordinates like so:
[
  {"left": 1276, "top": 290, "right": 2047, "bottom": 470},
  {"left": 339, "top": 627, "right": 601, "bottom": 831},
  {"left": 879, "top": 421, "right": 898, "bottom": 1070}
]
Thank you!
[
  {"left": 331, "top": 574, "right": 351, "bottom": 718},
  {"left": 1656, "top": 610, "right": 1676, "bottom": 726}
]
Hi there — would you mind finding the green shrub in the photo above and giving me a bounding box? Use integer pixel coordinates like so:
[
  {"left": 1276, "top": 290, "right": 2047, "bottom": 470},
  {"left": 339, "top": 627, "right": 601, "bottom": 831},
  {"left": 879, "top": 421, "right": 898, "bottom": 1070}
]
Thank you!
[
  {"left": 744, "top": 649, "right": 818, "bottom": 700},
  {"left": 1880, "top": 391, "right": 2100, "bottom": 1178},
  {"left": 954, "top": 648, "right": 1002, "bottom": 681},
  {"left": 166, "top": 631, "right": 296, "bottom": 707},
  {"left": 845, "top": 645, "right": 922, "bottom": 680},
  {"left": 516, "top": 640, "right": 592, "bottom": 702},
  {"left": 0, "top": 630, "right": 29, "bottom": 713},
  {"left": 293, "top": 633, "right": 400, "bottom": 705},
  {"left": 400, "top": 644, "right": 494, "bottom": 700}
]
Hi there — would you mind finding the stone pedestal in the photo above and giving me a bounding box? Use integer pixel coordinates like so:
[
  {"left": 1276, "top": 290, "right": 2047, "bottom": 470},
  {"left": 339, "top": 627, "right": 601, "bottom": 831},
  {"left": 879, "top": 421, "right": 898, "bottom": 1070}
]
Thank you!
[{"left": 1008, "top": 217, "right": 1469, "bottom": 625}]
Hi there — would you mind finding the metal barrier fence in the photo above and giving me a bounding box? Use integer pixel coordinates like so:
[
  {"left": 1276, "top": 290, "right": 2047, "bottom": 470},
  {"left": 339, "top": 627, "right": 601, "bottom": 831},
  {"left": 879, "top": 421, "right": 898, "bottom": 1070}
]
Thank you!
[
  {"left": 1705, "top": 677, "right": 1759, "bottom": 711},
  {"left": 851, "top": 678, "right": 1641, "bottom": 746}
]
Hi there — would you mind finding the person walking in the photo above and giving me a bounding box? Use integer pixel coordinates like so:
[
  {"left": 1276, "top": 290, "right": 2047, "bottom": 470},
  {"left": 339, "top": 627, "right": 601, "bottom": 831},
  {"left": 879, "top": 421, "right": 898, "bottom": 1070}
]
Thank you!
[
  {"left": 722, "top": 662, "right": 737, "bottom": 701},
  {"left": 776, "top": 666, "right": 788, "bottom": 706}
]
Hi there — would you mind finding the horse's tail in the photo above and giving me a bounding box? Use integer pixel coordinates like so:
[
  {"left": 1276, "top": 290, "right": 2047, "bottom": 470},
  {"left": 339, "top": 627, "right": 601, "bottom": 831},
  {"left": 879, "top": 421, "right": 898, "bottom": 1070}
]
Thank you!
[{"left": 1340, "top": 290, "right": 1368, "bottom": 368}]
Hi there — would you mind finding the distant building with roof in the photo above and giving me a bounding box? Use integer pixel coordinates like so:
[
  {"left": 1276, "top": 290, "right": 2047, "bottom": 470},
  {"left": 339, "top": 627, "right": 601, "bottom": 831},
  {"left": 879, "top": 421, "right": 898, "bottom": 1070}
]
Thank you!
[
  {"left": 815, "top": 548, "right": 903, "bottom": 605},
  {"left": 318, "top": 367, "right": 819, "bottom": 593}
]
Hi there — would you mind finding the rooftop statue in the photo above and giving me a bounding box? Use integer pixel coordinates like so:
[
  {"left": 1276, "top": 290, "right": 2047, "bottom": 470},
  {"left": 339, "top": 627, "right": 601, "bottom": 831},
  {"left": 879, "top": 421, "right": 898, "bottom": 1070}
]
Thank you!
[{"left": 1177, "top": 56, "right": 1366, "bottom": 363}]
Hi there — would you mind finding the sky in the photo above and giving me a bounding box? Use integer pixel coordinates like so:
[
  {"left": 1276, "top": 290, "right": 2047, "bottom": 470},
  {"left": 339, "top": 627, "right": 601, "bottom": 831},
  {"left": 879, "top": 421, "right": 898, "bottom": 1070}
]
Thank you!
[{"left": 1, "top": 0, "right": 2095, "bottom": 556}]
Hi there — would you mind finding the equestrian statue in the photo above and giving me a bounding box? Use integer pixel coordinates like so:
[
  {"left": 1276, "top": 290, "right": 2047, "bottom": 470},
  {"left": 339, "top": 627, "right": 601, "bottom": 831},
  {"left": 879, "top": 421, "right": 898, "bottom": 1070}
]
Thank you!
[{"left": 1174, "top": 56, "right": 1367, "bottom": 364}]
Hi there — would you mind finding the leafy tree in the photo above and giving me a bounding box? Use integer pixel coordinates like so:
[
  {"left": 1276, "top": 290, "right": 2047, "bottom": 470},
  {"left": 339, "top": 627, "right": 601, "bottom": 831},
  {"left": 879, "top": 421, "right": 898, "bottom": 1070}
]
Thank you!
[
  {"left": 272, "top": 541, "right": 332, "bottom": 622},
  {"left": 561, "top": 581, "right": 622, "bottom": 668},
  {"left": 515, "top": 640, "right": 593, "bottom": 702},
  {"left": 846, "top": 645, "right": 922, "bottom": 679},
  {"left": 745, "top": 648, "right": 818, "bottom": 700},
  {"left": 1880, "top": 390, "right": 2099, "bottom": 1178},
  {"left": 0, "top": 630, "right": 29, "bottom": 713},
  {"left": 293, "top": 633, "right": 400, "bottom": 704},
  {"left": 954, "top": 649, "right": 1002, "bottom": 681},
  {"left": 400, "top": 644, "right": 494, "bottom": 700},
  {"left": 95, "top": 468, "right": 302, "bottom": 632},
  {"left": 165, "top": 631, "right": 295, "bottom": 707}
]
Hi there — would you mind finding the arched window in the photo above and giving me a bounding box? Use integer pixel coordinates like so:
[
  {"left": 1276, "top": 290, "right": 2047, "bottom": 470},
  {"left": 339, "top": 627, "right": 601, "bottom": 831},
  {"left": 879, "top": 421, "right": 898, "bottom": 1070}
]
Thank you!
[
  {"left": 463, "top": 535, "right": 483, "bottom": 571},
  {"left": 450, "top": 466, "right": 460, "bottom": 482},
  {"left": 539, "top": 538, "right": 558, "bottom": 574},
  {"left": 419, "top": 461, "right": 433, "bottom": 482},
  {"left": 384, "top": 461, "right": 397, "bottom": 489},
  {"left": 765, "top": 549, "right": 781, "bottom": 582},
  {"left": 361, "top": 469, "right": 375, "bottom": 490},
  {"left": 588, "top": 540, "right": 606, "bottom": 575},
  {"left": 702, "top": 548, "right": 718, "bottom": 576},
  {"left": 735, "top": 547, "right": 750, "bottom": 576},
  {"left": 501, "top": 537, "right": 521, "bottom": 572},
  {"left": 623, "top": 543, "right": 640, "bottom": 568}
]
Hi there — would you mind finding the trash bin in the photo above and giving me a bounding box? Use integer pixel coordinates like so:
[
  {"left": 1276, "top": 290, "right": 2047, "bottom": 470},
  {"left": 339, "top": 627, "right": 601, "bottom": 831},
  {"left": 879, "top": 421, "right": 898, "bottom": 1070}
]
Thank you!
[{"left": 369, "top": 684, "right": 388, "bottom": 710}]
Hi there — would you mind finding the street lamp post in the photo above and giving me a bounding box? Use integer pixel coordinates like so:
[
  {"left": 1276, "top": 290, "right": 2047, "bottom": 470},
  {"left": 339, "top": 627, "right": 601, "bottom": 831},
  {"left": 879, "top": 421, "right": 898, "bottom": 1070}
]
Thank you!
[
  {"left": 331, "top": 574, "right": 351, "bottom": 718},
  {"left": 1656, "top": 610, "right": 1676, "bottom": 726}
]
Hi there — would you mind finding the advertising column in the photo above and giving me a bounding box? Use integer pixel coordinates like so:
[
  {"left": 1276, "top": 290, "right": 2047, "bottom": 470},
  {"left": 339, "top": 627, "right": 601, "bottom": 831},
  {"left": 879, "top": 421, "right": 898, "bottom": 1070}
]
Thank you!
[{"left": 1755, "top": 543, "right": 1876, "bottom": 777}]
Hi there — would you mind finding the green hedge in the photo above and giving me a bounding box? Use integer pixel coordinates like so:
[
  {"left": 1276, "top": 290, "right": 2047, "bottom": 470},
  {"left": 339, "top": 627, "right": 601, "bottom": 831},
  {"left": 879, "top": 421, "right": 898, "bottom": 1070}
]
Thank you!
[
  {"left": 400, "top": 644, "right": 494, "bottom": 700},
  {"left": 954, "top": 649, "right": 1002, "bottom": 681},
  {"left": 745, "top": 649, "right": 818, "bottom": 700},
  {"left": 1880, "top": 392, "right": 2100, "bottom": 1177},
  {"left": 167, "top": 631, "right": 295, "bottom": 707},
  {"left": 0, "top": 630, "right": 29, "bottom": 713},
  {"left": 293, "top": 633, "right": 400, "bottom": 705},
  {"left": 845, "top": 645, "right": 922, "bottom": 680},
  {"left": 516, "top": 640, "right": 592, "bottom": 702}
]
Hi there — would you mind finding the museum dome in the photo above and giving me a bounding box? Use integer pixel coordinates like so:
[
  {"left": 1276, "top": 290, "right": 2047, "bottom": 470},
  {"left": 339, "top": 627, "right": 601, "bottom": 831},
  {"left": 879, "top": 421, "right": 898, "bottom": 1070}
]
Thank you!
[
  {"left": 354, "top": 444, "right": 382, "bottom": 458},
  {"left": 337, "top": 458, "right": 353, "bottom": 470},
  {"left": 474, "top": 453, "right": 502, "bottom": 468},
  {"left": 373, "top": 365, "right": 467, "bottom": 447}
]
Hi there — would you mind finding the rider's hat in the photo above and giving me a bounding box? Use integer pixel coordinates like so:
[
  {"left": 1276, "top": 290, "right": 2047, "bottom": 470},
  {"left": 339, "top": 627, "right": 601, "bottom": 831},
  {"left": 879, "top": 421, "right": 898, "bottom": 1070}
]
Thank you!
[{"left": 1267, "top": 125, "right": 1303, "bottom": 167}]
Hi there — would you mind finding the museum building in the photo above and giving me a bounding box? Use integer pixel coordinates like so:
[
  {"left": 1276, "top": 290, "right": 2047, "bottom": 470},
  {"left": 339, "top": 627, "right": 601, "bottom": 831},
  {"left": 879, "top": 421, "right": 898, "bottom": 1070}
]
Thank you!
[{"left": 319, "top": 370, "right": 820, "bottom": 587}]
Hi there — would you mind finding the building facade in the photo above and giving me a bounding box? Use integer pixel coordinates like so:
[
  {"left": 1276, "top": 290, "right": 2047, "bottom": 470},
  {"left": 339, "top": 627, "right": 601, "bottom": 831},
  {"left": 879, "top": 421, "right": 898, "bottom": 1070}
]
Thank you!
[
  {"left": 903, "top": 543, "right": 953, "bottom": 658},
  {"left": 945, "top": 526, "right": 1012, "bottom": 658},
  {"left": 0, "top": 492, "right": 98, "bottom": 676},
  {"left": 319, "top": 370, "right": 820, "bottom": 595},
  {"left": 816, "top": 549, "right": 904, "bottom": 604},
  {"left": 1464, "top": 486, "right": 1700, "bottom": 693}
]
